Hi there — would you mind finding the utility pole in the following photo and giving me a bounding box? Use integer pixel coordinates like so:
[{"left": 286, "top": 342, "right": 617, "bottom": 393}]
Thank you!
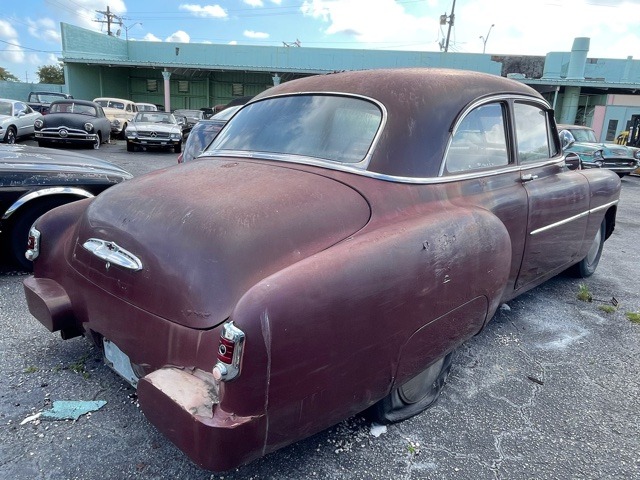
[
  {"left": 95, "top": 6, "right": 122, "bottom": 36},
  {"left": 439, "top": 0, "right": 457, "bottom": 52}
]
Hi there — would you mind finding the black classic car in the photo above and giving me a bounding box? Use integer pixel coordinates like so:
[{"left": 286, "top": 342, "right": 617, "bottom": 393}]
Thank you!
[
  {"left": 0, "top": 144, "right": 131, "bottom": 269},
  {"left": 34, "top": 100, "right": 112, "bottom": 149}
]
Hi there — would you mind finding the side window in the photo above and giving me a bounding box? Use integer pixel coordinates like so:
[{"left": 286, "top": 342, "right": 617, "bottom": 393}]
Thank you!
[
  {"left": 445, "top": 103, "right": 509, "bottom": 174},
  {"left": 514, "top": 103, "right": 552, "bottom": 162}
]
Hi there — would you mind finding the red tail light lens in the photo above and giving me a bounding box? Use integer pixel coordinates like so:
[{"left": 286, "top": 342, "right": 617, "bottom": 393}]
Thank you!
[{"left": 212, "top": 322, "right": 245, "bottom": 382}]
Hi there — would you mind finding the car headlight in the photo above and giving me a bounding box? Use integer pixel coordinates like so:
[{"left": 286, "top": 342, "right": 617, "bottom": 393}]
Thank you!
[
  {"left": 34, "top": 119, "right": 43, "bottom": 129},
  {"left": 84, "top": 122, "right": 94, "bottom": 132},
  {"left": 128, "top": 131, "right": 138, "bottom": 138},
  {"left": 633, "top": 150, "right": 640, "bottom": 160},
  {"left": 593, "top": 150, "right": 604, "bottom": 160},
  {"left": 112, "top": 119, "right": 121, "bottom": 127},
  {"left": 170, "top": 133, "right": 180, "bottom": 139}
]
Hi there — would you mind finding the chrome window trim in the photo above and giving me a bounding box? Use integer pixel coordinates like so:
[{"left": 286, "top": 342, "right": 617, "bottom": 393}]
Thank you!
[
  {"left": 439, "top": 94, "right": 552, "bottom": 177},
  {"left": 203, "top": 151, "right": 567, "bottom": 185},
  {"left": 209, "top": 91, "right": 388, "bottom": 170},
  {"left": 530, "top": 200, "right": 619, "bottom": 236},
  {"left": 2, "top": 187, "right": 94, "bottom": 220}
]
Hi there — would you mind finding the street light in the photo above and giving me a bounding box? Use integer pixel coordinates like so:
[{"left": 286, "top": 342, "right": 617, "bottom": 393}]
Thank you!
[
  {"left": 480, "top": 24, "right": 494, "bottom": 54},
  {"left": 122, "top": 22, "right": 142, "bottom": 41}
]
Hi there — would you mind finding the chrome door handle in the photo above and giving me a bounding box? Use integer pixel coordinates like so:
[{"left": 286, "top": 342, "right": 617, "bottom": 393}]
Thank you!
[{"left": 521, "top": 173, "right": 538, "bottom": 182}]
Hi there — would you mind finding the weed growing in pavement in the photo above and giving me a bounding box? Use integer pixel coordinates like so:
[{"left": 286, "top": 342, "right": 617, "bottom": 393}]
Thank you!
[
  {"left": 69, "top": 353, "right": 91, "bottom": 379},
  {"left": 23, "top": 366, "right": 38, "bottom": 374},
  {"left": 598, "top": 305, "right": 617, "bottom": 314},
  {"left": 577, "top": 284, "right": 593, "bottom": 302},
  {"left": 626, "top": 312, "right": 640, "bottom": 324}
]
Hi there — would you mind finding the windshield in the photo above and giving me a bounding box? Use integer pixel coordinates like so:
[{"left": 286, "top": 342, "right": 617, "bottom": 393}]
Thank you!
[
  {"left": 134, "top": 112, "right": 176, "bottom": 123},
  {"left": 49, "top": 102, "right": 97, "bottom": 115},
  {"left": 0, "top": 102, "right": 12, "bottom": 116},
  {"left": 207, "top": 95, "right": 382, "bottom": 164},
  {"left": 213, "top": 105, "right": 241, "bottom": 121},
  {"left": 96, "top": 100, "right": 125, "bottom": 109},
  {"left": 567, "top": 128, "right": 597, "bottom": 143}
]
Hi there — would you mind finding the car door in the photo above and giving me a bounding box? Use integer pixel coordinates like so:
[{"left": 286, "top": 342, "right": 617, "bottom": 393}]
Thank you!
[
  {"left": 14, "top": 102, "right": 38, "bottom": 136},
  {"left": 513, "top": 101, "right": 590, "bottom": 290}
]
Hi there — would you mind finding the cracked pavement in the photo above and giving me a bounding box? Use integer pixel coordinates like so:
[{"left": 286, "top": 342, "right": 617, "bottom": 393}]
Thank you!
[{"left": 1, "top": 141, "right": 639, "bottom": 479}]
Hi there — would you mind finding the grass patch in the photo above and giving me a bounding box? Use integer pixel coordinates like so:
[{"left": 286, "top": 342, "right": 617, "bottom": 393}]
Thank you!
[
  {"left": 598, "top": 305, "right": 617, "bottom": 314},
  {"left": 68, "top": 353, "right": 91, "bottom": 379},
  {"left": 23, "top": 366, "right": 38, "bottom": 374},
  {"left": 577, "top": 284, "right": 593, "bottom": 302},
  {"left": 626, "top": 312, "right": 640, "bottom": 324}
]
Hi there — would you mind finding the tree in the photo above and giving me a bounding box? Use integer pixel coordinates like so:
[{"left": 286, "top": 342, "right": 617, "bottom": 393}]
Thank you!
[
  {"left": 37, "top": 64, "right": 65, "bottom": 84},
  {"left": 0, "top": 67, "right": 19, "bottom": 82}
]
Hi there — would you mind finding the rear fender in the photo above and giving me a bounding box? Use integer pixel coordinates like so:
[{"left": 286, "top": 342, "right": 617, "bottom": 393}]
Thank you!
[{"left": 224, "top": 205, "right": 511, "bottom": 453}]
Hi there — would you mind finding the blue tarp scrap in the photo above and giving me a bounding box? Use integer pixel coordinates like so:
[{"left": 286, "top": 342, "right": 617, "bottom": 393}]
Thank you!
[{"left": 40, "top": 400, "right": 107, "bottom": 421}]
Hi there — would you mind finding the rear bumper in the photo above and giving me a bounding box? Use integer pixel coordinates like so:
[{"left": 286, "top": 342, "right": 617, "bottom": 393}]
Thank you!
[
  {"left": 138, "top": 367, "right": 265, "bottom": 472},
  {"left": 23, "top": 275, "right": 266, "bottom": 472}
]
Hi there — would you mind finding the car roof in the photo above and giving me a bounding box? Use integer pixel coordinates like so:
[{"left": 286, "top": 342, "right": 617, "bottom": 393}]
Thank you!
[{"left": 50, "top": 99, "right": 99, "bottom": 106}]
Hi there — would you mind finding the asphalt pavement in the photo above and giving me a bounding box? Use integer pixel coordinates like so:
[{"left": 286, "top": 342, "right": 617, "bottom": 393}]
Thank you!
[{"left": 1, "top": 139, "right": 639, "bottom": 480}]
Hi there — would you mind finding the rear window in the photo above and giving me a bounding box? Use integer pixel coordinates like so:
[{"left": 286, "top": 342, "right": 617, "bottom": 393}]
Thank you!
[{"left": 207, "top": 95, "right": 382, "bottom": 164}]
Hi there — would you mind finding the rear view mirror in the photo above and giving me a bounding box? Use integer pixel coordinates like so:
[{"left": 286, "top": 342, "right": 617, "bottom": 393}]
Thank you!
[{"left": 565, "top": 152, "right": 582, "bottom": 170}]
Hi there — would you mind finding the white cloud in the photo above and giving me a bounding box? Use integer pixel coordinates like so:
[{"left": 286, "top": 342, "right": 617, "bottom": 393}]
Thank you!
[
  {"left": 27, "top": 18, "right": 61, "bottom": 43},
  {"left": 229, "top": 40, "right": 238, "bottom": 45},
  {"left": 46, "top": 53, "right": 61, "bottom": 64},
  {"left": 270, "top": 0, "right": 282, "bottom": 4},
  {"left": 166, "top": 31, "right": 191, "bottom": 43},
  {"left": 179, "top": 4, "right": 228, "bottom": 18},
  {"left": 300, "top": 0, "right": 435, "bottom": 48},
  {"left": 0, "top": 19, "right": 25, "bottom": 63},
  {"left": 143, "top": 33, "right": 162, "bottom": 42},
  {"left": 244, "top": 0, "right": 263, "bottom": 6},
  {"left": 244, "top": 30, "right": 269, "bottom": 39}
]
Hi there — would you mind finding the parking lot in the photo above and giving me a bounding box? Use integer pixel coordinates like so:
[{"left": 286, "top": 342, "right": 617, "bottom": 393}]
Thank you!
[{"left": 1, "top": 139, "right": 639, "bottom": 480}]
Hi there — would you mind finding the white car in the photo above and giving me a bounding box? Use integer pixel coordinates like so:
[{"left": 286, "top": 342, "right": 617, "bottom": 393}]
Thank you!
[
  {"left": 136, "top": 102, "right": 158, "bottom": 112},
  {"left": 125, "top": 111, "right": 184, "bottom": 153},
  {"left": 0, "top": 98, "right": 43, "bottom": 144},
  {"left": 93, "top": 97, "right": 138, "bottom": 138}
]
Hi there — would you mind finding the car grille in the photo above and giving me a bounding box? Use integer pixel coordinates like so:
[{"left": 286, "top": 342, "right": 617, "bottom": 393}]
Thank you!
[
  {"left": 37, "top": 127, "right": 94, "bottom": 140},
  {"left": 137, "top": 130, "right": 171, "bottom": 139}
]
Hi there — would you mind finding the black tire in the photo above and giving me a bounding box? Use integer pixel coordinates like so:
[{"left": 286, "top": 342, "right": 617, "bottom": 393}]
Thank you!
[
  {"left": 174, "top": 142, "right": 182, "bottom": 154},
  {"left": 5, "top": 126, "right": 17, "bottom": 144},
  {"left": 367, "top": 352, "right": 453, "bottom": 425},
  {"left": 126, "top": 141, "right": 134, "bottom": 152},
  {"left": 9, "top": 198, "right": 72, "bottom": 271},
  {"left": 119, "top": 125, "right": 128, "bottom": 140},
  {"left": 571, "top": 219, "right": 605, "bottom": 278},
  {"left": 92, "top": 133, "right": 101, "bottom": 150}
]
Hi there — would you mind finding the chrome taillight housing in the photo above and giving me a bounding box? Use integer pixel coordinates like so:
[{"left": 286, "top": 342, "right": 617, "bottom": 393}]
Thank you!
[
  {"left": 212, "top": 321, "right": 245, "bottom": 382},
  {"left": 25, "top": 226, "right": 41, "bottom": 261}
]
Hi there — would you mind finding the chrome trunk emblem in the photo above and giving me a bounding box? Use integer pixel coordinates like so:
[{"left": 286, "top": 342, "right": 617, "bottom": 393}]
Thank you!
[{"left": 82, "top": 238, "right": 143, "bottom": 271}]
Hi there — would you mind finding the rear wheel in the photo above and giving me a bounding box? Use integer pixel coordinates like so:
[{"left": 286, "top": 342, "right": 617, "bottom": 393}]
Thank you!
[
  {"left": 9, "top": 198, "right": 73, "bottom": 271},
  {"left": 572, "top": 219, "right": 605, "bottom": 278},
  {"left": 367, "top": 352, "right": 453, "bottom": 424},
  {"left": 5, "top": 126, "right": 17, "bottom": 144}
]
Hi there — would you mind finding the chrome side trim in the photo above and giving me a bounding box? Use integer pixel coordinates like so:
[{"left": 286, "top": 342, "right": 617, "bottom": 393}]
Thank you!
[
  {"left": 530, "top": 200, "right": 619, "bottom": 236},
  {"left": 2, "top": 187, "right": 94, "bottom": 220},
  {"left": 82, "top": 238, "right": 143, "bottom": 271},
  {"left": 530, "top": 211, "right": 590, "bottom": 235},
  {"left": 590, "top": 200, "right": 619, "bottom": 214}
]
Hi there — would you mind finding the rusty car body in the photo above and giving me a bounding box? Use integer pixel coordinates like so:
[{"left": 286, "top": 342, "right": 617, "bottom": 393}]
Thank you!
[{"left": 22, "top": 69, "right": 621, "bottom": 471}]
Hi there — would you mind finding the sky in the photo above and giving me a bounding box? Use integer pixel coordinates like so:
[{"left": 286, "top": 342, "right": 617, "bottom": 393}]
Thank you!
[{"left": 2, "top": 0, "right": 640, "bottom": 83}]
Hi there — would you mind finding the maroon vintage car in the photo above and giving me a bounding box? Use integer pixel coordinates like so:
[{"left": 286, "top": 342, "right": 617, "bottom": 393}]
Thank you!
[{"left": 22, "top": 69, "right": 620, "bottom": 472}]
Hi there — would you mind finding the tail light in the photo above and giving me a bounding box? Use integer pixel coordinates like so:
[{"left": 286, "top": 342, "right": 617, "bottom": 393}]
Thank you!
[
  {"left": 212, "top": 322, "right": 245, "bottom": 382},
  {"left": 25, "top": 226, "right": 41, "bottom": 261}
]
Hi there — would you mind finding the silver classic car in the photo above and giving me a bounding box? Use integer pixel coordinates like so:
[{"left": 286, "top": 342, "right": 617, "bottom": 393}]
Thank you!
[
  {"left": 125, "top": 112, "right": 184, "bottom": 153},
  {"left": 0, "top": 98, "right": 43, "bottom": 144}
]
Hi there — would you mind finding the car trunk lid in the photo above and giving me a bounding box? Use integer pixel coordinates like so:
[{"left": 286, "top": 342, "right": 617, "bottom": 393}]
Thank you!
[{"left": 70, "top": 159, "right": 371, "bottom": 329}]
